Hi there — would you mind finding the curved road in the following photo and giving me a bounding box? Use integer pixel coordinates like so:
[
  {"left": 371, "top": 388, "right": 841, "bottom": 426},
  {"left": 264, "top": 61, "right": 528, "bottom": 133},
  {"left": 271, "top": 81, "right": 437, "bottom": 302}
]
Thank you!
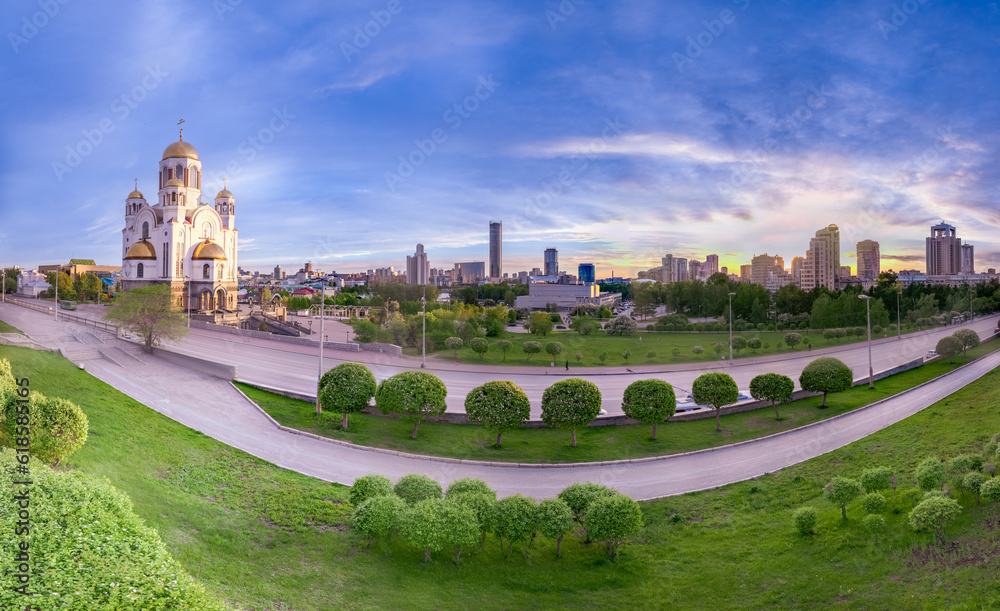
[{"left": 1, "top": 301, "right": 997, "bottom": 500}]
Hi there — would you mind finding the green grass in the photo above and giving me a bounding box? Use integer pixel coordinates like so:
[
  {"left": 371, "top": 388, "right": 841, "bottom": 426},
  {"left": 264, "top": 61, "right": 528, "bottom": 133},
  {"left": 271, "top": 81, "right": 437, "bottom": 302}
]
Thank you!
[
  {"left": 0, "top": 319, "right": 22, "bottom": 334},
  {"left": 413, "top": 324, "right": 944, "bottom": 367},
  {"left": 241, "top": 339, "right": 1000, "bottom": 464},
  {"left": 9, "top": 343, "right": 1000, "bottom": 610}
]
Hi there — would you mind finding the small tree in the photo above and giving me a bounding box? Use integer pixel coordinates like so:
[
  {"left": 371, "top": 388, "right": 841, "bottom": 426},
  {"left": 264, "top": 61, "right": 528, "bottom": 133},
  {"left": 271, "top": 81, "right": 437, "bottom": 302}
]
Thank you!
[
  {"left": 916, "top": 457, "right": 945, "bottom": 491},
  {"left": 860, "top": 492, "right": 887, "bottom": 514},
  {"left": 980, "top": 477, "right": 1000, "bottom": 503},
  {"left": 349, "top": 473, "right": 394, "bottom": 507},
  {"left": 783, "top": 332, "right": 802, "bottom": 350},
  {"left": 394, "top": 473, "right": 443, "bottom": 505},
  {"left": 598, "top": 351, "right": 608, "bottom": 363},
  {"left": 574, "top": 350, "right": 583, "bottom": 362},
  {"left": 558, "top": 482, "right": 617, "bottom": 522},
  {"left": 691, "top": 372, "right": 739, "bottom": 432},
  {"left": 825, "top": 477, "right": 862, "bottom": 520},
  {"left": 799, "top": 357, "right": 853, "bottom": 407},
  {"left": 2, "top": 393, "right": 88, "bottom": 467},
  {"left": 953, "top": 328, "right": 980, "bottom": 357},
  {"left": 445, "top": 477, "right": 496, "bottom": 499},
  {"left": 375, "top": 371, "right": 447, "bottom": 439},
  {"left": 671, "top": 347, "right": 681, "bottom": 358},
  {"left": 605, "top": 315, "right": 638, "bottom": 336},
  {"left": 470, "top": 337, "right": 489, "bottom": 360},
  {"left": 400, "top": 498, "right": 479, "bottom": 564},
  {"left": 859, "top": 466, "right": 894, "bottom": 494},
  {"left": 730, "top": 336, "right": 747, "bottom": 356},
  {"left": 464, "top": 380, "right": 530, "bottom": 446},
  {"left": 692, "top": 345, "right": 704, "bottom": 356},
  {"left": 523, "top": 341, "right": 542, "bottom": 362},
  {"left": 540, "top": 378, "right": 602, "bottom": 447},
  {"left": 645, "top": 350, "right": 656, "bottom": 359},
  {"left": 445, "top": 337, "right": 464, "bottom": 361},
  {"left": 493, "top": 494, "right": 539, "bottom": 557},
  {"left": 748, "top": 373, "right": 794, "bottom": 420},
  {"left": 621, "top": 379, "right": 676, "bottom": 440},
  {"left": 864, "top": 514, "right": 886, "bottom": 543},
  {"left": 497, "top": 339, "right": 512, "bottom": 361},
  {"left": 964, "top": 471, "right": 985, "bottom": 505},
  {"left": 545, "top": 342, "right": 563, "bottom": 361},
  {"left": 935, "top": 335, "right": 962, "bottom": 363},
  {"left": 712, "top": 341, "right": 725, "bottom": 357},
  {"left": 319, "top": 362, "right": 376, "bottom": 428},
  {"left": 352, "top": 494, "right": 406, "bottom": 548},
  {"left": 536, "top": 498, "right": 574, "bottom": 557},
  {"left": 908, "top": 496, "right": 962, "bottom": 545},
  {"left": 584, "top": 494, "right": 644, "bottom": 558},
  {"left": 793, "top": 506, "right": 817, "bottom": 536},
  {"left": 103, "top": 284, "right": 188, "bottom": 353},
  {"left": 527, "top": 311, "right": 554, "bottom": 336},
  {"left": 747, "top": 337, "right": 762, "bottom": 353},
  {"left": 621, "top": 349, "right": 631, "bottom": 362},
  {"left": 449, "top": 492, "right": 497, "bottom": 549}
]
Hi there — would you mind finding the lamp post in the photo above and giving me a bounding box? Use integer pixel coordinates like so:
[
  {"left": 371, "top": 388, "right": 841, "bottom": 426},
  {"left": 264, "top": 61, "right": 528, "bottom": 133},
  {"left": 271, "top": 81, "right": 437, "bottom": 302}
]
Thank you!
[
  {"left": 728, "top": 292, "right": 736, "bottom": 362},
  {"left": 184, "top": 275, "right": 191, "bottom": 329},
  {"left": 896, "top": 290, "right": 901, "bottom": 339},
  {"left": 860, "top": 294, "right": 873, "bottom": 388},
  {"left": 970, "top": 283, "right": 974, "bottom": 321},
  {"left": 54, "top": 269, "right": 59, "bottom": 321},
  {"left": 316, "top": 281, "right": 325, "bottom": 414},
  {"left": 421, "top": 284, "right": 427, "bottom": 368}
]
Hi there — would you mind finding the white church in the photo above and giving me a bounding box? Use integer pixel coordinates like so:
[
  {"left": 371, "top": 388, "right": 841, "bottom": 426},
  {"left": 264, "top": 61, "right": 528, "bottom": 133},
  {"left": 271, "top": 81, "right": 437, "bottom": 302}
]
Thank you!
[{"left": 121, "top": 123, "right": 239, "bottom": 316}]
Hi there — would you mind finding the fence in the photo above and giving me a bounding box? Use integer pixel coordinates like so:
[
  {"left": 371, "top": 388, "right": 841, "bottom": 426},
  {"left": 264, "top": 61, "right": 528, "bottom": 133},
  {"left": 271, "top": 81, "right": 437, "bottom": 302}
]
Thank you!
[{"left": 5, "top": 297, "right": 54, "bottom": 315}]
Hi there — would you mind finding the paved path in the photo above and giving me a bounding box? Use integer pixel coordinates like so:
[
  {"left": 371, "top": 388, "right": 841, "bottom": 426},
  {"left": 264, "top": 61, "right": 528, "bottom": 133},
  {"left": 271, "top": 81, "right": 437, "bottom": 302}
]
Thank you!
[{"left": 1, "top": 301, "right": 996, "bottom": 500}]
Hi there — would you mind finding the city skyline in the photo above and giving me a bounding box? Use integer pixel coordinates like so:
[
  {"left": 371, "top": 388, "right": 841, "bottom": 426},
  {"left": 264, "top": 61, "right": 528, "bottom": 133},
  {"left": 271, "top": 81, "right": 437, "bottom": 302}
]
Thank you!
[{"left": 4, "top": 2, "right": 999, "bottom": 276}]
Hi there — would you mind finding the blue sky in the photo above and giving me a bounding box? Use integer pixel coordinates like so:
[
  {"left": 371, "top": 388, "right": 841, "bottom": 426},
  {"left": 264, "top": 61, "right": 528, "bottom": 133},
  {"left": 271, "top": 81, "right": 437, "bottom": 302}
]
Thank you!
[{"left": 2, "top": 0, "right": 999, "bottom": 277}]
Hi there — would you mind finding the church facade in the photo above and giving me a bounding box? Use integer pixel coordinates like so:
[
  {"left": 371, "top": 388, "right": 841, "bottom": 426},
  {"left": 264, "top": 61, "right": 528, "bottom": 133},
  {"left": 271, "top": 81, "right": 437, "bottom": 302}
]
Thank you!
[{"left": 120, "top": 127, "right": 238, "bottom": 314}]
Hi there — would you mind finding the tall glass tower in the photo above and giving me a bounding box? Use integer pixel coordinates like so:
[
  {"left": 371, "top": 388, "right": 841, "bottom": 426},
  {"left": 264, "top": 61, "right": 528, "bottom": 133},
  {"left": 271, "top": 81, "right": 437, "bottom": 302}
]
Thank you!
[
  {"left": 489, "top": 221, "right": 502, "bottom": 278},
  {"left": 544, "top": 248, "right": 558, "bottom": 276}
]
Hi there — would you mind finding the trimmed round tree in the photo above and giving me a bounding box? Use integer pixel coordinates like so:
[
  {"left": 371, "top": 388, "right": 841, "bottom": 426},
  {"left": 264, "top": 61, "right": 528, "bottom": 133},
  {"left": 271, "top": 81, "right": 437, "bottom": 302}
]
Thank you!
[
  {"left": 980, "top": 477, "right": 1000, "bottom": 503},
  {"left": 825, "top": 477, "right": 862, "bottom": 520},
  {"left": 536, "top": 498, "right": 575, "bottom": 557},
  {"left": 691, "top": 372, "right": 739, "bottom": 432},
  {"left": 730, "top": 336, "right": 747, "bottom": 356},
  {"left": 523, "top": 341, "right": 542, "bottom": 362},
  {"left": 3, "top": 391, "right": 89, "bottom": 467},
  {"left": 953, "top": 328, "right": 980, "bottom": 357},
  {"left": 319, "top": 361, "right": 376, "bottom": 429},
  {"left": 469, "top": 337, "right": 489, "bottom": 360},
  {"left": 496, "top": 339, "right": 513, "bottom": 362},
  {"left": 557, "top": 482, "right": 618, "bottom": 522},
  {"left": 799, "top": 357, "right": 853, "bottom": 407},
  {"left": 449, "top": 491, "right": 498, "bottom": 549},
  {"left": 464, "top": 380, "right": 530, "bottom": 447},
  {"left": 584, "top": 494, "right": 644, "bottom": 558},
  {"left": 936, "top": 335, "right": 962, "bottom": 363},
  {"left": 540, "top": 378, "right": 602, "bottom": 447},
  {"left": 859, "top": 466, "right": 894, "bottom": 494},
  {"left": 375, "top": 370, "right": 447, "bottom": 439},
  {"left": 349, "top": 473, "right": 394, "bottom": 507},
  {"left": 445, "top": 477, "right": 496, "bottom": 499},
  {"left": 621, "top": 379, "right": 676, "bottom": 440},
  {"left": 352, "top": 494, "right": 406, "bottom": 548},
  {"left": 916, "top": 457, "right": 945, "bottom": 491},
  {"left": 748, "top": 373, "right": 794, "bottom": 420},
  {"left": 783, "top": 332, "right": 802, "bottom": 349},
  {"left": 545, "top": 342, "right": 563, "bottom": 361},
  {"left": 747, "top": 337, "right": 762, "bottom": 353},
  {"left": 494, "top": 494, "right": 539, "bottom": 558},
  {"left": 908, "top": 495, "right": 962, "bottom": 545},
  {"left": 445, "top": 336, "right": 463, "bottom": 361},
  {"left": 400, "top": 498, "right": 479, "bottom": 564},
  {"left": 394, "top": 473, "right": 443, "bottom": 505}
]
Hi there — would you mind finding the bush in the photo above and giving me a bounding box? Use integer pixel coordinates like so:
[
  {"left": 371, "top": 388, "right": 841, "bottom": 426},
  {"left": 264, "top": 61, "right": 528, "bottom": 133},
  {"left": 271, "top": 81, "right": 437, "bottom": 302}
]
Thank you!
[
  {"left": 859, "top": 466, "right": 894, "bottom": 494},
  {"left": 748, "top": 373, "right": 794, "bottom": 420},
  {"left": 575, "top": 350, "right": 583, "bottom": 362},
  {"left": 536, "top": 498, "right": 574, "bottom": 557},
  {"left": 445, "top": 477, "right": 496, "bottom": 499},
  {"left": 470, "top": 337, "right": 489, "bottom": 359},
  {"left": 496, "top": 339, "right": 513, "bottom": 361},
  {"left": 692, "top": 345, "right": 704, "bottom": 355},
  {"left": 319, "top": 362, "right": 376, "bottom": 429},
  {"left": 860, "top": 492, "right": 887, "bottom": 514},
  {"left": 909, "top": 496, "right": 962, "bottom": 545},
  {"left": 584, "top": 494, "right": 644, "bottom": 557},
  {"left": 621, "top": 379, "right": 676, "bottom": 440},
  {"left": 864, "top": 514, "right": 886, "bottom": 542},
  {"left": 558, "top": 482, "right": 617, "bottom": 521},
  {"left": 747, "top": 337, "right": 762, "bottom": 353},
  {"left": 793, "top": 506, "right": 818, "bottom": 536},
  {"left": 692, "top": 372, "right": 739, "bottom": 432},
  {"left": 545, "top": 342, "right": 563, "bottom": 359},
  {"left": 980, "top": 477, "right": 1000, "bottom": 502},
  {"left": 523, "top": 341, "right": 542, "bottom": 361},
  {"left": 825, "top": 477, "right": 862, "bottom": 519},
  {"left": 2, "top": 386, "right": 88, "bottom": 467},
  {"left": 783, "top": 333, "right": 802, "bottom": 349},
  {"left": 494, "top": 494, "right": 539, "bottom": 557},
  {"left": 394, "top": 474, "right": 443, "bottom": 505},
  {"left": 445, "top": 336, "right": 464, "bottom": 361},
  {"left": 916, "top": 457, "right": 945, "bottom": 491},
  {"left": 605, "top": 315, "right": 638, "bottom": 336},
  {"left": 540, "top": 378, "right": 602, "bottom": 447},
  {"left": 799, "top": 357, "right": 853, "bottom": 406},
  {"left": 935, "top": 336, "right": 962, "bottom": 363},
  {"left": 464, "top": 380, "right": 531, "bottom": 447},
  {"left": 350, "top": 473, "right": 394, "bottom": 507},
  {"left": 375, "top": 371, "right": 447, "bottom": 439},
  {"left": 400, "top": 498, "right": 479, "bottom": 564},
  {"left": 353, "top": 494, "right": 406, "bottom": 547}
]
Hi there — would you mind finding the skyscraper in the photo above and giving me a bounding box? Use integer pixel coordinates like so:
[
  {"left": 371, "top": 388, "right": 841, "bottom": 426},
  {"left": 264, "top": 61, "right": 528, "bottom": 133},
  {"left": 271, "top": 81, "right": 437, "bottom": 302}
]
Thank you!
[
  {"left": 705, "top": 254, "right": 719, "bottom": 276},
  {"left": 273, "top": 265, "right": 283, "bottom": 280},
  {"left": 578, "top": 263, "right": 596, "bottom": 283},
  {"left": 856, "top": 240, "right": 880, "bottom": 280},
  {"left": 926, "top": 222, "right": 962, "bottom": 275},
  {"left": 406, "top": 243, "right": 429, "bottom": 285},
  {"left": 801, "top": 224, "right": 841, "bottom": 290},
  {"left": 544, "top": 248, "right": 558, "bottom": 276},
  {"left": 489, "top": 221, "right": 502, "bottom": 279},
  {"left": 961, "top": 243, "right": 975, "bottom": 274}
]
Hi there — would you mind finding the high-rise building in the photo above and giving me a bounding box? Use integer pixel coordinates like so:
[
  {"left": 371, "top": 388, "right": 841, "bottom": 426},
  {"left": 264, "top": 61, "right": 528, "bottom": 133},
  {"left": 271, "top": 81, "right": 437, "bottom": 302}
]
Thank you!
[
  {"left": 489, "top": 221, "right": 502, "bottom": 278},
  {"left": 578, "top": 263, "right": 596, "bottom": 284},
  {"left": 705, "top": 254, "right": 719, "bottom": 276},
  {"left": 790, "top": 256, "right": 805, "bottom": 282},
  {"left": 801, "top": 224, "right": 841, "bottom": 290},
  {"left": 926, "top": 222, "right": 962, "bottom": 275},
  {"left": 660, "top": 254, "right": 675, "bottom": 283},
  {"left": 750, "top": 254, "right": 784, "bottom": 286},
  {"left": 544, "top": 248, "right": 558, "bottom": 276},
  {"left": 689, "top": 260, "right": 703, "bottom": 281},
  {"left": 740, "top": 264, "right": 752, "bottom": 282},
  {"left": 856, "top": 240, "right": 880, "bottom": 280},
  {"left": 406, "top": 244, "right": 429, "bottom": 285},
  {"left": 961, "top": 243, "right": 975, "bottom": 274},
  {"left": 455, "top": 261, "right": 486, "bottom": 284},
  {"left": 273, "top": 265, "right": 283, "bottom": 280}
]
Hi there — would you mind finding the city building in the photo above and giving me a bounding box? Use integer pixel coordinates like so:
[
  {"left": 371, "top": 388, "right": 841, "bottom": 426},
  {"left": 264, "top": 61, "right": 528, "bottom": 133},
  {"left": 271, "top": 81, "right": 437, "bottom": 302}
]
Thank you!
[
  {"left": 705, "top": 254, "right": 719, "bottom": 276},
  {"left": 790, "top": 256, "right": 805, "bottom": 283},
  {"left": 856, "top": 240, "right": 880, "bottom": 280},
  {"left": 514, "top": 281, "right": 620, "bottom": 310},
  {"left": 660, "top": 254, "right": 675, "bottom": 283},
  {"left": 800, "top": 224, "right": 841, "bottom": 291},
  {"left": 926, "top": 222, "right": 962, "bottom": 275},
  {"left": 120, "top": 127, "right": 238, "bottom": 313},
  {"left": 489, "top": 221, "right": 502, "bottom": 279},
  {"left": 962, "top": 243, "right": 975, "bottom": 274},
  {"left": 39, "top": 259, "right": 121, "bottom": 277},
  {"left": 406, "top": 244, "right": 430, "bottom": 285},
  {"left": 578, "top": 263, "right": 596, "bottom": 284},
  {"left": 274, "top": 265, "right": 284, "bottom": 280},
  {"left": 740, "top": 264, "right": 752, "bottom": 282},
  {"left": 674, "top": 257, "right": 688, "bottom": 282},
  {"left": 544, "top": 248, "right": 558, "bottom": 276},
  {"left": 454, "top": 261, "right": 486, "bottom": 284},
  {"left": 16, "top": 270, "right": 50, "bottom": 297}
]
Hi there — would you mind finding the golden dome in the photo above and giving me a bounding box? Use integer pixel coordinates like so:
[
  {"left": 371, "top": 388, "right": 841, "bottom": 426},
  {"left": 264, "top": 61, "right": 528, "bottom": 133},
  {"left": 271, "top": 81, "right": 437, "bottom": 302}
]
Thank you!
[
  {"left": 192, "top": 240, "right": 227, "bottom": 260},
  {"left": 162, "top": 139, "right": 199, "bottom": 161},
  {"left": 124, "top": 240, "right": 156, "bottom": 260},
  {"left": 216, "top": 188, "right": 234, "bottom": 199},
  {"left": 165, "top": 177, "right": 184, "bottom": 188},
  {"left": 128, "top": 189, "right": 144, "bottom": 199}
]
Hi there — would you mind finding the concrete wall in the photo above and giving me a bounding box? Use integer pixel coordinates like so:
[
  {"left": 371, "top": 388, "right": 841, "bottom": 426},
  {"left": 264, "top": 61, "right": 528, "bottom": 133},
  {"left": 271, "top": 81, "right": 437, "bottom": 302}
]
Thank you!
[
  {"left": 191, "top": 320, "right": 406, "bottom": 355},
  {"left": 151, "top": 347, "right": 238, "bottom": 380}
]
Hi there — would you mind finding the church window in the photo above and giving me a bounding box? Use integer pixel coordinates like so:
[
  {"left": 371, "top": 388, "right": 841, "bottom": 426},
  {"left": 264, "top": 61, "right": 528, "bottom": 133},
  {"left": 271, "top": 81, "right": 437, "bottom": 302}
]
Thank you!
[
  {"left": 142, "top": 222, "right": 149, "bottom": 239},
  {"left": 202, "top": 222, "right": 213, "bottom": 239},
  {"left": 203, "top": 264, "right": 210, "bottom": 279},
  {"left": 137, "top": 263, "right": 144, "bottom": 278},
  {"left": 184, "top": 167, "right": 189, "bottom": 187},
  {"left": 171, "top": 192, "right": 176, "bottom": 204},
  {"left": 218, "top": 263, "right": 224, "bottom": 278}
]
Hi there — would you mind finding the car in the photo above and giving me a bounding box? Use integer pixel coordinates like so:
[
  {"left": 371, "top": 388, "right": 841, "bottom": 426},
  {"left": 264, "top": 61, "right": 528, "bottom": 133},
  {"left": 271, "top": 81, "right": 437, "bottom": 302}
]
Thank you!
[
  {"left": 926, "top": 350, "right": 937, "bottom": 358},
  {"left": 555, "top": 325, "right": 566, "bottom": 329}
]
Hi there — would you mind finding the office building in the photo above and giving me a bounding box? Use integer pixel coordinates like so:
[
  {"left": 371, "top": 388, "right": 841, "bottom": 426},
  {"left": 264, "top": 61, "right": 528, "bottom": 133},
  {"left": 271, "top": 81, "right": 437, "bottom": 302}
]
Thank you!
[
  {"left": 961, "top": 243, "right": 975, "bottom": 274},
  {"left": 454, "top": 261, "right": 486, "bottom": 284},
  {"left": 578, "top": 263, "right": 596, "bottom": 284},
  {"left": 406, "top": 244, "right": 429, "bottom": 285},
  {"left": 856, "top": 240, "right": 880, "bottom": 280},
  {"left": 544, "top": 248, "right": 558, "bottom": 276},
  {"left": 489, "top": 221, "right": 502, "bottom": 278},
  {"left": 926, "top": 222, "right": 962, "bottom": 275},
  {"left": 800, "top": 224, "right": 841, "bottom": 291},
  {"left": 705, "top": 254, "right": 719, "bottom": 276}
]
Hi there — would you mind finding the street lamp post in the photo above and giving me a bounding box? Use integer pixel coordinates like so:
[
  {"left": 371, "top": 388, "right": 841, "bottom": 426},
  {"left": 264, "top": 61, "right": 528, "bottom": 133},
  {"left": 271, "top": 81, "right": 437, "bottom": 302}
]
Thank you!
[
  {"left": 728, "top": 292, "right": 736, "bottom": 362},
  {"left": 896, "top": 291, "right": 901, "bottom": 339},
  {"left": 184, "top": 275, "right": 191, "bottom": 329},
  {"left": 860, "top": 294, "right": 873, "bottom": 388},
  {"left": 54, "top": 269, "right": 59, "bottom": 321},
  {"left": 316, "top": 282, "right": 325, "bottom": 414},
  {"left": 421, "top": 284, "right": 426, "bottom": 368}
]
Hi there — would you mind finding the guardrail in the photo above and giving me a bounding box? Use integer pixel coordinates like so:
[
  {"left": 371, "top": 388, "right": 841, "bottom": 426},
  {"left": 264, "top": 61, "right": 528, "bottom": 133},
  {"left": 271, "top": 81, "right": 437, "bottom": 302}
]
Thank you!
[{"left": 5, "top": 297, "right": 54, "bottom": 315}]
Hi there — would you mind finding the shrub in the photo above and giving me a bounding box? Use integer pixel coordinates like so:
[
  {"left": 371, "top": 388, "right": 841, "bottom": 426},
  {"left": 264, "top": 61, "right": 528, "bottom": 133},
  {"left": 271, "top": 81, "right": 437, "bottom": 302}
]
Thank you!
[
  {"left": 470, "top": 337, "right": 489, "bottom": 359},
  {"left": 558, "top": 482, "right": 617, "bottom": 521},
  {"left": 445, "top": 336, "right": 464, "bottom": 361},
  {"left": 349, "top": 473, "right": 394, "bottom": 507},
  {"left": 540, "top": 378, "right": 602, "bottom": 447},
  {"left": 598, "top": 351, "right": 608, "bottom": 363},
  {"left": 909, "top": 496, "right": 962, "bottom": 545},
  {"left": 605, "top": 315, "right": 638, "bottom": 336},
  {"left": 394, "top": 473, "right": 443, "bottom": 505},
  {"left": 523, "top": 341, "right": 542, "bottom": 361},
  {"left": 536, "top": 498, "right": 575, "bottom": 557},
  {"left": 859, "top": 466, "right": 894, "bottom": 494},
  {"left": 935, "top": 336, "right": 962, "bottom": 363},
  {"left": 646, "top": 350, "right": 656, "bottom": 359},
  {"left": 783, "top": 333, "right": 802, "bottom": 349},
  {"left": 692, "top": 345, "right": 704, "bottom": 355},
  {"left": 916, "top": 457, "right": 945, "bottom": 491},
  {"left": 692, "top": 372, "right": 739, "bottom": 432},
  {"left": 445, "top": 477, "right": 496, "bottom": 499},
  {"left": 584, "top": 494, "right": 644, "bottom": 557},
  {"left": 621, "top": 349, "right": 631, "bottom": 362},
  {"left": 621, "top": 379, "right": 676, "bottom": 440},
  {"left": 496, "top": 339, "right": 513, "bottom": 361},
  {"left": 864, "top": 514, "right": 886, "bottom": 542},
  {"left": 464, "top": 380, "right": 530, "bottom": 447},
  {"left": 860, "top": 492, "right": 887, "bottom": 514},
  {"left": 375, "top": 371, "right": 448, "bottom": 439},
  {"left": 494, "top": 494, "right": 539, "bottom": 557},
  {"left": 730, "top": 336, "right": 747, "bottom": 355},
  {"left": 964, "top": 471, "right": 985, "bottom": 505},
  {"left": 825, "top": 477, "right": 862, "bottom": 519},
  {"left": 400, "top": 498, "right": 479, "bottom": 564},
  {"left": 747, "top": 337, "right": 762, "bottom": 353},
  {"left": 793, "top": 506, "right": 818, "bottom": 535},
  {"left": 545, "top": 342, "right": 563, "bottom": 359},
  {"left": 799, "top": 357, "right": 853, "bottom": 406},
  {"left": 353, "top": 494, "right": 406, "bottom": 547},
  {"left": 2, "top": 389, "right": 88, "bottom": 467},
  {"left": 319, "top": 362, "right": 376, "bottom": 428},
  {"left": 748, "top": 373, "right": 794, "bottom": 420},
  {"left": 980, "top": 477, "right": 1000, "bottom": 502},
  {"left": 574, "top": 350, "right": 583, "bottom": 362}
]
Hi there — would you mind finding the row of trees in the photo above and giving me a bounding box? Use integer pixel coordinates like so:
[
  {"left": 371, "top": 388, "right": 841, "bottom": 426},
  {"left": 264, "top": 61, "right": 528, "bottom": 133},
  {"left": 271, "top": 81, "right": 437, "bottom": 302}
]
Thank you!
[
  {"left": 349, "top": 475, "right": 643, "bottom": 562},
  {"left": 42, "top": 270, "right": 109, "bottom": 302}
]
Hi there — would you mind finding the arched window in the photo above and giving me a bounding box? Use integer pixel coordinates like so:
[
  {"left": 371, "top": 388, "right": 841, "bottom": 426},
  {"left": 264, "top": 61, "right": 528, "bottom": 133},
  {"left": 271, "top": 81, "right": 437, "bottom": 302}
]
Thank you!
[
  {"left": 201, "top": 222, "right": 212, "bottom": 239},
  {"left": 142, "top": 222, "right": 149, "bottom": 239},
  {"left": 218, "top": 263, "right": 224, "bottom": 278},
  {"left": 203, "top": 264, "right": 210, "bottom": 279},
  {"left": 171, "top": 192, "right": 176, "bottom": 203},
  {"left": 137, "top": 263, "right": 144, "bottom": 278}
]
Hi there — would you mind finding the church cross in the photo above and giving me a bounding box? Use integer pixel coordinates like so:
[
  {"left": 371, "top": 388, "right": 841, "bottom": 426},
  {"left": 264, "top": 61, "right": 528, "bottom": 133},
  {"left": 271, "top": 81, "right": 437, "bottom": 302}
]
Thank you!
[{"left": 178, "top": 118, "right": 186, "bottom": 140}]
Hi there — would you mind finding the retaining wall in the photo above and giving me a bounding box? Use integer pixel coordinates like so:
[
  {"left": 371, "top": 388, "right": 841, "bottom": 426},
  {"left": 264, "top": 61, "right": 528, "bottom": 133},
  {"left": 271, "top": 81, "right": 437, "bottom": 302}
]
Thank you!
[
  {"left": 151, "top": 347, "right": 238, "bottom": 380},
  {"left": 192, "top": 320, "right": 402, "bottom": 355}
]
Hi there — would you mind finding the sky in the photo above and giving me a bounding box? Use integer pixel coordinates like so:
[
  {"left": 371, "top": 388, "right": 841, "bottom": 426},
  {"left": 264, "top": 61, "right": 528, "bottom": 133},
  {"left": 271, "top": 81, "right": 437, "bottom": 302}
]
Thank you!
[{"left": 2, "top": 0, "right": 999, "bottom": 278}]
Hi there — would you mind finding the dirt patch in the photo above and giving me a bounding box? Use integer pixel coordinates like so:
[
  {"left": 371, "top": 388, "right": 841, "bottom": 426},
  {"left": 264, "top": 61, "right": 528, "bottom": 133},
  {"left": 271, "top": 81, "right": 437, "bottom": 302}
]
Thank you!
[{"left": 907, "top": 537, "right": 1000, "bottom": 570}]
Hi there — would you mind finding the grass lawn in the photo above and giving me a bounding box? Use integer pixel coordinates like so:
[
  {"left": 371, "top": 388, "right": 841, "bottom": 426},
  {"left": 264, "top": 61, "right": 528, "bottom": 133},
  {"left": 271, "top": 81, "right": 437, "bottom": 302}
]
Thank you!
[
  {"left": 0, "top": 319, "right": 22, "bottom": 334},
  {"left": 240, "top": 340, "right": 1000, "bottom": 464},
  {"left": 8, "top": 343, "right": 1000, "bottom": 610},
  {"left": 408, "top": 323, "right": 947, "bottom": 367}
]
